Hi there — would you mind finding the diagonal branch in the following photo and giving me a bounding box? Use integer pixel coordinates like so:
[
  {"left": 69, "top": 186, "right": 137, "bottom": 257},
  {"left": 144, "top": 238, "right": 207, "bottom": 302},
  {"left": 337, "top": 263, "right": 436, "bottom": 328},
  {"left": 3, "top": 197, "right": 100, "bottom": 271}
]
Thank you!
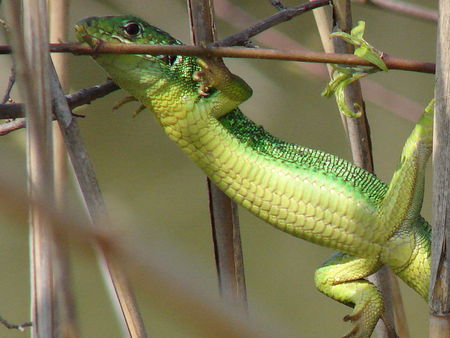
[
  {"left": 1, "top": 69, "right": 15, "bottom": 104},
  {"left": 213, "top": 0, "right": 331, "bottom": 47},
  {"left": 0, "top": 80, "right": 119, "bottom": 135},
  {"left": 0, "top": 316, "right": 32, "bottom": 331},
  {"left": 48, "top": 61, "right": 147, "bottom": 337}
]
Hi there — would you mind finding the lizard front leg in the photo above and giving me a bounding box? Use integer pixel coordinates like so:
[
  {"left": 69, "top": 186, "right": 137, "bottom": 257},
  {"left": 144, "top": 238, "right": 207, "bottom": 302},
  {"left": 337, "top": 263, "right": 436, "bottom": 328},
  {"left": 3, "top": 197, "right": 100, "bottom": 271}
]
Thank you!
[
  {"left": 315, "top": 253, "right": 387, "bottom": 338},
  {"left": 193, "top": 57, "right": 253, "bottom": 118}
]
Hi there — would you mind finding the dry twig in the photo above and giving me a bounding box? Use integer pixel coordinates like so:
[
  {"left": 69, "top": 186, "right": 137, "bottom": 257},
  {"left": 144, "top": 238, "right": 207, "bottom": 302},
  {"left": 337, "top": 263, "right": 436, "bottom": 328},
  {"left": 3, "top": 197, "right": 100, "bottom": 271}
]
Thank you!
[
  {"left": 0, "top": 316, "right": 32, "bottom": 331},
  {"left": 1, "top": 69, "right": 15, "bottom": 104},
  {"left": 0, "top": 43, "right": 434, "bottom": 73},
  {"left": 213, "top": 0, "right": 331, "bottom": 46},
  {"left": 0, "top": 80, "right": 118, "bottom": 135}
]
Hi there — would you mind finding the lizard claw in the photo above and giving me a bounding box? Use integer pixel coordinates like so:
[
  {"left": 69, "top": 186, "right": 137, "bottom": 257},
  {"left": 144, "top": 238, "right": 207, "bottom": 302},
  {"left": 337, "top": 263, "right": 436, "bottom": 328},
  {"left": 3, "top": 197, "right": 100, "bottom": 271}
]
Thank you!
[
  {"left": 193, "top": 59, "right": 216, "bottom": 97},
  {"left": 193, "top": 70, "right": 212, "bottom": 96},
  {"left": 340, "top": 302, "right": 384, "bottom": 338},
  {"left": 193, "top": 57, "right": 231, "bottom": 97},
  {"left": 341, "top": 311, "right": 362, "bottom": 338},
  {"left": 113, "top": 96, "right": 138, "bottom": 111},
  {"left": 132, "top": 104, "right": 146, "bottom": 118},
  {"left": 113, "top": 96, "right": 146, "bottom": 117}
]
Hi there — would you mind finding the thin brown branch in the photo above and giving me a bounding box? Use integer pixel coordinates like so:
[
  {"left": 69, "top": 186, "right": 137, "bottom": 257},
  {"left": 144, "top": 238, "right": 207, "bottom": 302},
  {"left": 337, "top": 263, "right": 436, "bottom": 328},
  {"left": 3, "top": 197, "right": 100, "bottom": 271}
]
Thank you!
[
  {"left": 353, "top": 0, "right": 438, "bottom": 22},
  {"left": 0, "top": 80, "right": 119, "bottom": 135},
  {"left": 0, "top": 316, "right": 32, "bottom": 331},
  {"left": 0, "top": 46, "right": 433, "bottom": 133},
  {"left": 65, "top": 80, "right": 119, "bottom": 107},
  {"left": 1, "top": 69, "right": 15, "bottom": 104},
  {"left": 0, "top": 43, "right": 431, "bottom": 74},
  {"left": 213, "top": 0, "right": 331, "bottom": 46},
  {"left": 0, "top": 119, "right": 26, "bottom": 135},
  {"left": 0, "top": 42, "right": 435, "bottom": 73},
  {"left": 187, "top": 0, "right": 248, "bottom": 311},
  {"left": 388, "top": 269, "right": 410, "bottom": 337},
  {"left": 207, "top": 182, "right": 247, "bottom": 309},
  {"left": 269, "top": 0, "right": 287, "bottom": 11}
]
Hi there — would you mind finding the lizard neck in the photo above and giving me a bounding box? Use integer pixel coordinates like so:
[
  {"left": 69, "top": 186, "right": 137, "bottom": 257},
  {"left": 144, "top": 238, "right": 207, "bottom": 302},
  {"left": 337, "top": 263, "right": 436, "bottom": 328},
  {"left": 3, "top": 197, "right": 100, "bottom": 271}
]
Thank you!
[{"left": 161, "top": 108, "right": 390, "bottom": 257}]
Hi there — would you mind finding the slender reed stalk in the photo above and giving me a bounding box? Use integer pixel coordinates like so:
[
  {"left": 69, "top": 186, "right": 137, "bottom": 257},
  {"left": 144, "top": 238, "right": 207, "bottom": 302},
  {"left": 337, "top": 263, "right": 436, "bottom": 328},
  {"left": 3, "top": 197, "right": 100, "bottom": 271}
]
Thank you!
[
  {"left": 3, "top": 1, "right": 56, "bottom": 336},
  {"left": 310, "top": 1, "right": 405, "bottom": 337},
  {"left": 430, "top": 1, "right": 450, "bottom": 336},
  {"left": 49, "top": 0, "right": 80, "bottom": 336},
  {"left": 187, "top": 0, "right": 248, "bottom": 311}
]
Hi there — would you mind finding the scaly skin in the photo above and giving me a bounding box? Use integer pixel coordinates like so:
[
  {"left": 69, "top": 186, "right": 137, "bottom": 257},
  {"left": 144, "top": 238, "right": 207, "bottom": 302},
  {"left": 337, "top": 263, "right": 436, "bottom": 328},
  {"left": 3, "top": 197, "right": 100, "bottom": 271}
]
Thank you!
[{"left": 75, "top": 15, "right": 432, "bottom": 337}]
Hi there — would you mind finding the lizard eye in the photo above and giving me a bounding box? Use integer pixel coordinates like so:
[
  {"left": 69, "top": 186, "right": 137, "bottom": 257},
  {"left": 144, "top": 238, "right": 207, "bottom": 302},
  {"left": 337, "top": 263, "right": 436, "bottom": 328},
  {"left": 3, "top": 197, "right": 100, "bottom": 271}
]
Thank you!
[{"left": 123, "top": 22, "right": 142, "bottom": 37}]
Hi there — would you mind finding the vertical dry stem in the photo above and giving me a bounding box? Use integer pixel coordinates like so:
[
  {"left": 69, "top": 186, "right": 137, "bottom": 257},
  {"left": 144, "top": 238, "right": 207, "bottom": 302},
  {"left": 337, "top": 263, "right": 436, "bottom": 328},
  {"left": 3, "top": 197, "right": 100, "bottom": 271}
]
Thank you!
[
  {"left": 430, "top": 1, "right": 450, "bottom": 337},
  {"left": 3, "top": 1, "right": 56, "bottom": 336},
  {"left": 49, "top": 0, "right": 80, "bottom": 336},
  {"left": 311, "top": 1, "right": 404, "bottom": 337},
  {"left": 186, "top": 0, "right": 248, "bottom": 310}
]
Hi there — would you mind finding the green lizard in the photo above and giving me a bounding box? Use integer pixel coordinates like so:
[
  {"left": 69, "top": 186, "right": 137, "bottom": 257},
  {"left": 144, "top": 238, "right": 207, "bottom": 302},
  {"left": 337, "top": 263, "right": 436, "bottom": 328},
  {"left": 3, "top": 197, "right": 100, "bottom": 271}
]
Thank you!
[{"left": 75, "top": 15, "right": 432, "bottom": 337}]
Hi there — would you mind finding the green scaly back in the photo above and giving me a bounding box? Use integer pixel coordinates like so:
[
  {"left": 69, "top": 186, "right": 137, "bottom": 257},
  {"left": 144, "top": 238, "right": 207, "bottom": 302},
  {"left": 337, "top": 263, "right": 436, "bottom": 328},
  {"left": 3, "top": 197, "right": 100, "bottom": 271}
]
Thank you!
[{"left": 219, "top": 110, "right": 387, "bottom": 204}]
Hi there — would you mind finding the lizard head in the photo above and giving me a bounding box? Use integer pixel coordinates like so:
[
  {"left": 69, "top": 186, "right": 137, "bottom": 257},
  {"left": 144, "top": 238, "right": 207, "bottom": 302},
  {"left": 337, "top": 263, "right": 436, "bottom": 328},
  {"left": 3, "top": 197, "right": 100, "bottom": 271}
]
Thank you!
[
  {"left": 75, "top": 15, "right": 199, "bottom": 113},
  {"left": 75, "top": 15, "right": 181, "bottom": 65}
]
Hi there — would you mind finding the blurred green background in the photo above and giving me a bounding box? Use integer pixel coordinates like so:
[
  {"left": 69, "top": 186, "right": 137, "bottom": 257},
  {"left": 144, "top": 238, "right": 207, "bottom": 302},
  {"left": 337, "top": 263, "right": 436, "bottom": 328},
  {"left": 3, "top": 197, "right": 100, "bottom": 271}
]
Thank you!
[{"left": 0, "top": 0, "right": 437, "bottom": 336}]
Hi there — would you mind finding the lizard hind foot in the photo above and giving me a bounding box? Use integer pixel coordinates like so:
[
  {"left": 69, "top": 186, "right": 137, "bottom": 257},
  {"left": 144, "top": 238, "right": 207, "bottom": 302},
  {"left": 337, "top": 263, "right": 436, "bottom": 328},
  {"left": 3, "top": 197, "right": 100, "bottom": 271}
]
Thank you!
[
  {"left": 339, "top": 289, "right": 390, "bottom": 338},
  {"left": 341, "top": 306, "right": 377, "bottom": 338},
  {"left": 315, "top": 253, "right": 384, "bottom": 338}
]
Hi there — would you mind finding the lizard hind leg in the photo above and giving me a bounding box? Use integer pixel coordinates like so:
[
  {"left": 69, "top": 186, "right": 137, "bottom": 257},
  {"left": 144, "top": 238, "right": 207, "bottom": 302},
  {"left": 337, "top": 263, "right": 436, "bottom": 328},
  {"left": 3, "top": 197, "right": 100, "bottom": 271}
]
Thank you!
[{"left": 314, "top": 252, "right": 384, "bottom": 338}]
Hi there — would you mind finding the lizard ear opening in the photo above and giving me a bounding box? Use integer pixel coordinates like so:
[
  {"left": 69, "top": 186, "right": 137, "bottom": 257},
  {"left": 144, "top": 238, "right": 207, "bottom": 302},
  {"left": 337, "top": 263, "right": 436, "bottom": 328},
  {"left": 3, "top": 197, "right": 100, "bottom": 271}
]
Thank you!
[
  {"left": 155, "top": 55, "right": 177, "bottom": 66},
  {"left": 167, "top": 55, "right": 177, "bottom": 66}
]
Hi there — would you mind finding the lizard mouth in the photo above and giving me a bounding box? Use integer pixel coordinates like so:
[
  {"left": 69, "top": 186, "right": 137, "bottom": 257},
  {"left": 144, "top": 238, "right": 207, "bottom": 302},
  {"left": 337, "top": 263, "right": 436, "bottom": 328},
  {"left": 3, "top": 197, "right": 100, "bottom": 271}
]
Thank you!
[
  {"left": 74, "top": 23, "right": 86, "bottom": 41},
  {"left": 74, "top": 22, "right": 106, "bottom": 59},
  {"left": 74, "top": 23, "right": 96, "bottom": 46}
]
